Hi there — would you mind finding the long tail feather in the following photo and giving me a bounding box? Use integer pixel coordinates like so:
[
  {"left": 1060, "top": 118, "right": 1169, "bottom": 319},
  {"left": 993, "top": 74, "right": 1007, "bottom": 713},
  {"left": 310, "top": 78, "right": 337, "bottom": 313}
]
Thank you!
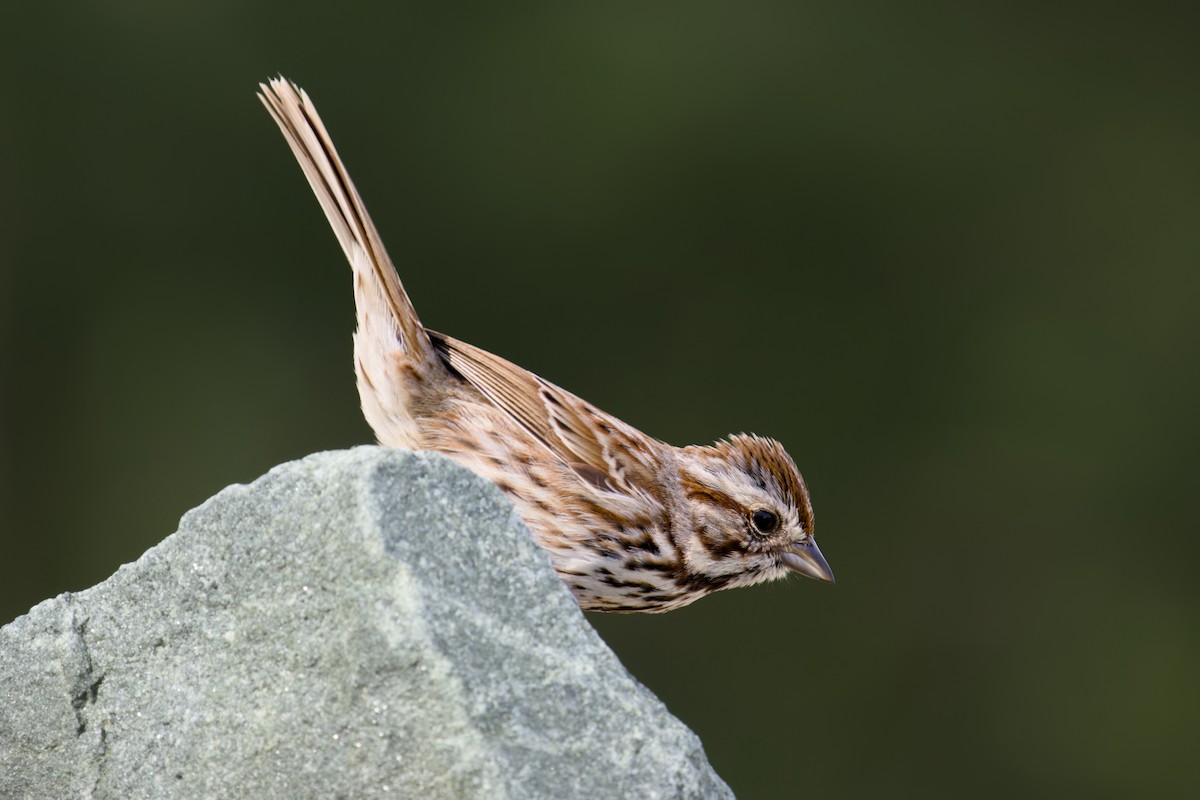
[{"left": 258, "top": 77, "right": 433, "bottom": 366}]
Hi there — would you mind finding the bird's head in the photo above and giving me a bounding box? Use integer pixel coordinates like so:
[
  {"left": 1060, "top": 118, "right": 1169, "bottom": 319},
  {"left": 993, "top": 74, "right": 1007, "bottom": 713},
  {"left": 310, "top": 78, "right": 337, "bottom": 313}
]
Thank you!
[{"left": 678, "top": 434, "right": 833, "bottom": 593}]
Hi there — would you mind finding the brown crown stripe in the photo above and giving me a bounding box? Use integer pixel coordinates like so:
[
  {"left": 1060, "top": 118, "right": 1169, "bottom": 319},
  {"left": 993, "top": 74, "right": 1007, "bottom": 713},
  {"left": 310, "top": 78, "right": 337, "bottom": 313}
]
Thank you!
[
  {"left": 798, "top": 502, "right": 815, "bottom": 536},
  {"left": 733, "top": 435, "right": 812, "bottom": 512}
]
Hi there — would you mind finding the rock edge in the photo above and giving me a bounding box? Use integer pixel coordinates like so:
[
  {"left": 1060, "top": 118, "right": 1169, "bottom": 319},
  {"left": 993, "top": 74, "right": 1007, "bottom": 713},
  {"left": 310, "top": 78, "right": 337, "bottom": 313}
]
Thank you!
[{"left": 0, "top": 447, "right": 732, "bottom": 800}]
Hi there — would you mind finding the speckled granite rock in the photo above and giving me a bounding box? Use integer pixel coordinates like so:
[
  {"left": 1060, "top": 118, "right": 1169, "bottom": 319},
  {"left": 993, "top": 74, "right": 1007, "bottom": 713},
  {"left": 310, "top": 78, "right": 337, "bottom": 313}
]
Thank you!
[{"left": 0, "top": 447, "right": 732, "bottom": 799}]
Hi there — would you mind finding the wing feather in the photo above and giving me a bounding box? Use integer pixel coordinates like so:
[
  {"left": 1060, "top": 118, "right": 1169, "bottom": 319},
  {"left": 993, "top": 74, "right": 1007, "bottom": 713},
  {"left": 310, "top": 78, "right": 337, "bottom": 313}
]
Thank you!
[{"left": 429, "top": 332, "right": 663, "bottom": 495}]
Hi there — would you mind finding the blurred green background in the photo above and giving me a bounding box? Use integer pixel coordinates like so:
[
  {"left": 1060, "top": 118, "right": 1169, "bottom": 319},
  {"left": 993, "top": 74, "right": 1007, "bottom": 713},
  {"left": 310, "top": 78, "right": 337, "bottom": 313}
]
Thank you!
[{"left": 3, "top": 2, "right": 1198, "bottom": 797}]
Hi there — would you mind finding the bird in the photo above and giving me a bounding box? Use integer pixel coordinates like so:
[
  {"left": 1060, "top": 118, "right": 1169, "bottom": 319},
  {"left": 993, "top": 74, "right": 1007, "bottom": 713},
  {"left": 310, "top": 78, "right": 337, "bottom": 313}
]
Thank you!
[{"left": 258, "top": 77, "right": 833, "bottom": 612}]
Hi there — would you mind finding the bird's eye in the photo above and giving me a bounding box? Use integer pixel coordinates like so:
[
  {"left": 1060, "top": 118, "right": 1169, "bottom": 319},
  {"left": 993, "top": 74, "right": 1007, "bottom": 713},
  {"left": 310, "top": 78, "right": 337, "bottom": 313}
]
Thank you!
[{"left": 751, "top": 509, "right": 779, "bottom": 534}]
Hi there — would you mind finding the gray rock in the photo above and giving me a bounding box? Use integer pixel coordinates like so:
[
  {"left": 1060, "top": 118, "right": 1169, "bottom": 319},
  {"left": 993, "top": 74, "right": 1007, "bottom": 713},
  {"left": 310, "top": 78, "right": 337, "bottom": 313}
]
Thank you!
[{"left": 0, "top": 447, "right": 733, "bottom": 799}]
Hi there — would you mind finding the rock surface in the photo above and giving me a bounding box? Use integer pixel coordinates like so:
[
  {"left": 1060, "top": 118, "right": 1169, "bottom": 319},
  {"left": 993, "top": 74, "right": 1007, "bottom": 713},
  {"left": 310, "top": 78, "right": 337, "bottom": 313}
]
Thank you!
[{"left": 0, "top": 447, "right": 732, "bottom": 799}]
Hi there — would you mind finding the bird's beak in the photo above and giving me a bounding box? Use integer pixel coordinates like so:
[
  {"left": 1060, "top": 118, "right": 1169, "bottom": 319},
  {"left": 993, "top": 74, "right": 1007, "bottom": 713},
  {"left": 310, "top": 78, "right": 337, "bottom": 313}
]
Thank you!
[{"left": 780, "top": 539, "right": 835, "bottom": 584}]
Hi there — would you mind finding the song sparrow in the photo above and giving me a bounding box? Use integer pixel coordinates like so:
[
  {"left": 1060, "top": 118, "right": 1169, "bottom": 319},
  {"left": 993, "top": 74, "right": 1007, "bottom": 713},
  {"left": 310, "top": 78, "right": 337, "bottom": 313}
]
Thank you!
[{"left": 259, "top": 78, "right": 834, "bottom": 612}]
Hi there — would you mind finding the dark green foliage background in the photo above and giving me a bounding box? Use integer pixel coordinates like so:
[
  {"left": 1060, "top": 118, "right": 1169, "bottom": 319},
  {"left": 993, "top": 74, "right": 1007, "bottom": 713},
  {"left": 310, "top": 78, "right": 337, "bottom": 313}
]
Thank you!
[{"left": 2, "top": 3, "right": 1197, "bottom": 797}]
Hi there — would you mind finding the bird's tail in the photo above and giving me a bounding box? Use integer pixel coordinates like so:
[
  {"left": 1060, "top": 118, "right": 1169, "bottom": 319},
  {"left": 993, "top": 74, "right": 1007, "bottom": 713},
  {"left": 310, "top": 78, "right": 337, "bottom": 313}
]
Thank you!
[{"left": 258, "top": 77, "right": 435, "bottom": 370}]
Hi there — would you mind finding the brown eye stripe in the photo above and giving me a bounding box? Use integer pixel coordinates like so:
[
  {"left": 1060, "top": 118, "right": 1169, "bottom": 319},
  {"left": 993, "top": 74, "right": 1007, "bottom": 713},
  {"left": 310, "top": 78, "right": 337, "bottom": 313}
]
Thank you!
[{"left": 681, "top": 483, "right": 742, "bottom": 515}]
